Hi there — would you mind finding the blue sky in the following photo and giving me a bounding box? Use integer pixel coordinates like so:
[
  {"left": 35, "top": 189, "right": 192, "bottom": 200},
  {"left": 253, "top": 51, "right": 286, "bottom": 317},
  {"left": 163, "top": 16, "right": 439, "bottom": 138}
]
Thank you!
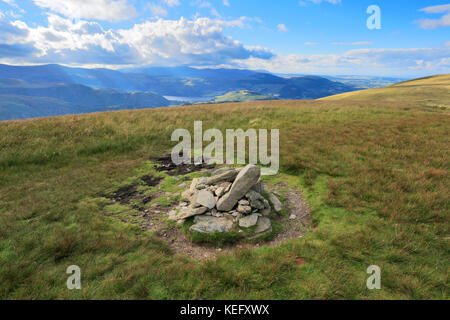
[{"left": 0, "top": 0, "right": 449, "bottom": 76}]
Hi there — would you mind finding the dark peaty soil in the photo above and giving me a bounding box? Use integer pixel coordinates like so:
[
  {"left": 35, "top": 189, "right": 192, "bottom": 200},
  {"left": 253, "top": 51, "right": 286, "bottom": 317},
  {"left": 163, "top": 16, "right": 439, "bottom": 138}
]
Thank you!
[{"left": 151, "top": 154, "right": 216, "bottom": 176}]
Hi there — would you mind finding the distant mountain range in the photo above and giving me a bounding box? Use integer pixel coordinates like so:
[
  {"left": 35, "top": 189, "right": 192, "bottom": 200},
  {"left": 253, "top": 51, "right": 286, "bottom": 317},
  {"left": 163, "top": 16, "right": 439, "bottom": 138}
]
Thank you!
[
  {"left": 0, "top": 63, "right": 383, "bottom": 120},
  {"left": 0, "top": 64, "right": 356, "bottom": 99}
]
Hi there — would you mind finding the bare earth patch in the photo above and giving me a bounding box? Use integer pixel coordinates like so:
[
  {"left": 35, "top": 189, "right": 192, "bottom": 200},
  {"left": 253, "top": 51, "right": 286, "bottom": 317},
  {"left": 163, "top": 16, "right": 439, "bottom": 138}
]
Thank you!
[{"left": 141, "top": 180, "right": 311, "bottom": 261}]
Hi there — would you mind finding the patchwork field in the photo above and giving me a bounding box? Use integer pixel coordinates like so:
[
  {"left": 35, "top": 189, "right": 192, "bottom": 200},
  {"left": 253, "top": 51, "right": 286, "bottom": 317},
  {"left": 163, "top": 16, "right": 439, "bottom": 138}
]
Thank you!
[{"left": 0, "top": 96, "right": 448, "bottom": 299}]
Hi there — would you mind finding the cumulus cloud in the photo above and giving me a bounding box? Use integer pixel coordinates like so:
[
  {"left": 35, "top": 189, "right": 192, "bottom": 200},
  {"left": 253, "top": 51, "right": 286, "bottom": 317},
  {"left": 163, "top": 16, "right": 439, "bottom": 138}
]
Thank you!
[
  {"left": 0, "top": 14, "right": 273, "bottom": 67},
  {"left": 0, "top": 10, "right": 29, "bottom": 42},
  {"left": 416, "top": 4, "right": 450, "bottom": 29},
  {"left": 31, "top": 0, "right": 136, "bottom": 22}
]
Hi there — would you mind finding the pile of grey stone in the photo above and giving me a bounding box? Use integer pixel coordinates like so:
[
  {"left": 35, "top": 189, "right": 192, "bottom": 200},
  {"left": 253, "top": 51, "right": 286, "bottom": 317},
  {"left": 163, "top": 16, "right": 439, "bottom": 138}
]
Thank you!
[{"left": 168, "top": 164, "right": 282, "bottom": 238}]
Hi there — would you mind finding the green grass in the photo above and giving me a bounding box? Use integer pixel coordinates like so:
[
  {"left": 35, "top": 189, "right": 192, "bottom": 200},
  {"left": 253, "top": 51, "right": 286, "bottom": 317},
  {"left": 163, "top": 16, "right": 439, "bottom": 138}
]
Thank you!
[{"left": 0, "top": 98, "right": 448, "bottom": 299}]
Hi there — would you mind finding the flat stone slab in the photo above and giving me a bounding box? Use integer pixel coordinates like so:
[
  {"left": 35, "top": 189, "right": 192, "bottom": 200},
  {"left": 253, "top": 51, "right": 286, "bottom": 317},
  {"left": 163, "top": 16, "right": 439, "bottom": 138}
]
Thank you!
[
  {"left": 206, "top": 169, "right": 238, "bottom": 185},
  {"left": 168, "top": 206, "right": 207, "bottom": 221},
  {"left": 190, "top": 215, "right": 234, "bottom": 234},
  {"left": 194, "top": 190, "right": 216, "bottom": 209},
  {"left": 254, "top": 217, "right": 272, "bottom": 234},
  {"left": 210, "top": 167, "right": 235, "bottom": 176},
  {"left": 190, "top": 177, "right": 208, "bottom": 192},
  {"left": 239, "top": 213, "right": 259, "bottom": 228}
]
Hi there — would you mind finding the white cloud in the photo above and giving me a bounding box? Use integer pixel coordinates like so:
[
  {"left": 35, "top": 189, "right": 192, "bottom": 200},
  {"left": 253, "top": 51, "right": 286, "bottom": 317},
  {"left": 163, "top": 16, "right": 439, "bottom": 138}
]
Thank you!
[
  {"left": 299, "top": 0, "right": 341, "bottom": 6},
  {"left": 191, "top": 0, "right": 222, "bottom": 18},
  {"left": 0, "top": 14, "right": 273, "bottom": 67},
  {"left": 331, "top": 41, "right": 373, "bottom": 46},
  {"left": 148, "top": 3, "right": 168, "bottom": 17},
  {"left": 162, "top": 0, "right": 180, "bottom": 6},
  {"left": 304, "top": 42, "right": 318, "bottom": 45},
  {"left": 223, "top": 0, "right": 230, "bottom": 6},
  {"left": 1, "top": 0, "right": 24, "bottom": 13},
  {"left": 277, "top": 24, "right": 288, "bottom": 32},
  {"left": 416, "top": 4, "right": 450, "bottom": 29},
  {"left": 420, "top": 4, "right": 450, "bottom": 14},
  {"left": 234, "top": 47, "right": 450, "bottom": 77},
  {"left": 351, "top": 41, "right": 373, "bottom": 46},
  {"left": 32, "top": 0, "right": 136, "bottom": 22}
]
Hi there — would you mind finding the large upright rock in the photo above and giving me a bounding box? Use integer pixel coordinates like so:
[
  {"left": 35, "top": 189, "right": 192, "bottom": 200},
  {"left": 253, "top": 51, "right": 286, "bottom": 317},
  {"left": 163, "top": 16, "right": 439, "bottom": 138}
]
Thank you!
[{"left": 216, "top": 164, "right": 261, "bottom": 211}]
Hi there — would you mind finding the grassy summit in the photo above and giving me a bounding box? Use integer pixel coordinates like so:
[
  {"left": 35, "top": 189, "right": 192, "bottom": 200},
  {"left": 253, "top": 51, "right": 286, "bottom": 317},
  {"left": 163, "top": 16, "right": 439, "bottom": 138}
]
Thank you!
[
  {"left": 321, "top": 74, "right": 450, "bottom": 106},
  {"left": 0, "top": 76, "right": 448, "bottom": 299}
]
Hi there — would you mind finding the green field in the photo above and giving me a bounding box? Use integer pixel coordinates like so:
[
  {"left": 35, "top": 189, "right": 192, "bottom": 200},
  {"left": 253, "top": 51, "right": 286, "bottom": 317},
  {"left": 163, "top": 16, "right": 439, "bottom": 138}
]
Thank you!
[{"left": 0, "top": 80, "right": 449, "bottom": 298}]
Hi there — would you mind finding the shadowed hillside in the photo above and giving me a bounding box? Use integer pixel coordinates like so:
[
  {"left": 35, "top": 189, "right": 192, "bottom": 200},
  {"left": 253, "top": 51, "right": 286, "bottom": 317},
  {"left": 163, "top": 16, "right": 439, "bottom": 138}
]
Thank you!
[{"left": 0, "top": 78, "right": 170, "bottom": 120}]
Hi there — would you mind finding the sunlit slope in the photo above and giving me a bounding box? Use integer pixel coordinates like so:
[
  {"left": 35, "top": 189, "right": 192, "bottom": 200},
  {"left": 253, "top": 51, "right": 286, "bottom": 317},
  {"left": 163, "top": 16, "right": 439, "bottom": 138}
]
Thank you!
[{"left": 321, "top": 74, "right": 450, "bottom": 105}]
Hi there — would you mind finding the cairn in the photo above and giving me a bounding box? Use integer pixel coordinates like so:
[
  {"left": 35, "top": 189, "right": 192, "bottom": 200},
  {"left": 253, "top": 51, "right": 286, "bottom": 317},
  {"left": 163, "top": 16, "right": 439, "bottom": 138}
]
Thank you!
[{"left": 168, "top": 164, "right": 282, "bottom": 238}]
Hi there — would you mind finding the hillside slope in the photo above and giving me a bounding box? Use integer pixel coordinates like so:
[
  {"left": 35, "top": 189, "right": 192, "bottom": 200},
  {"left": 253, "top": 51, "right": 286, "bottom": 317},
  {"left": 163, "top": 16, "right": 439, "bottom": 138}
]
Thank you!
[
  {"left": 0, "top": 96, "right": 448, "bottom": 299},
  {"left": 0, "top": 78, "right": 170, "bottom": 120},
  {"left": 321, "top": 74, "right": 450, "bottom": 105},
  {"left": 0, "top": 64, "right": 356, "bottom": 100}
]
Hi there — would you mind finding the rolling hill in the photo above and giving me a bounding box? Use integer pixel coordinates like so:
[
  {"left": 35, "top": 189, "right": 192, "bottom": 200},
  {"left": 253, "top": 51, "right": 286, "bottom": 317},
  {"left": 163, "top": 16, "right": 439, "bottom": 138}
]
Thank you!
[
  {"left": 0, "top": 64, "right": 362, "bottom": 120},
  {"left": 0, "top": 64, "right": 356, "bottom": 100},
  {"left": 0, "top": 78, "right": 170, "bottom": 120},
  {"left": 321, "top": 74, "right": 450, "bottom": 105}
]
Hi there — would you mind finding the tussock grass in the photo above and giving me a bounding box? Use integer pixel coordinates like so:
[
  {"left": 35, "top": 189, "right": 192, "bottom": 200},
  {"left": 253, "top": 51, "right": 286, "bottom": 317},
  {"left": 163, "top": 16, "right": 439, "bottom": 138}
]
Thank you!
[{"left": 0, "top": 99, "right": 448, "bottom": 299}]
